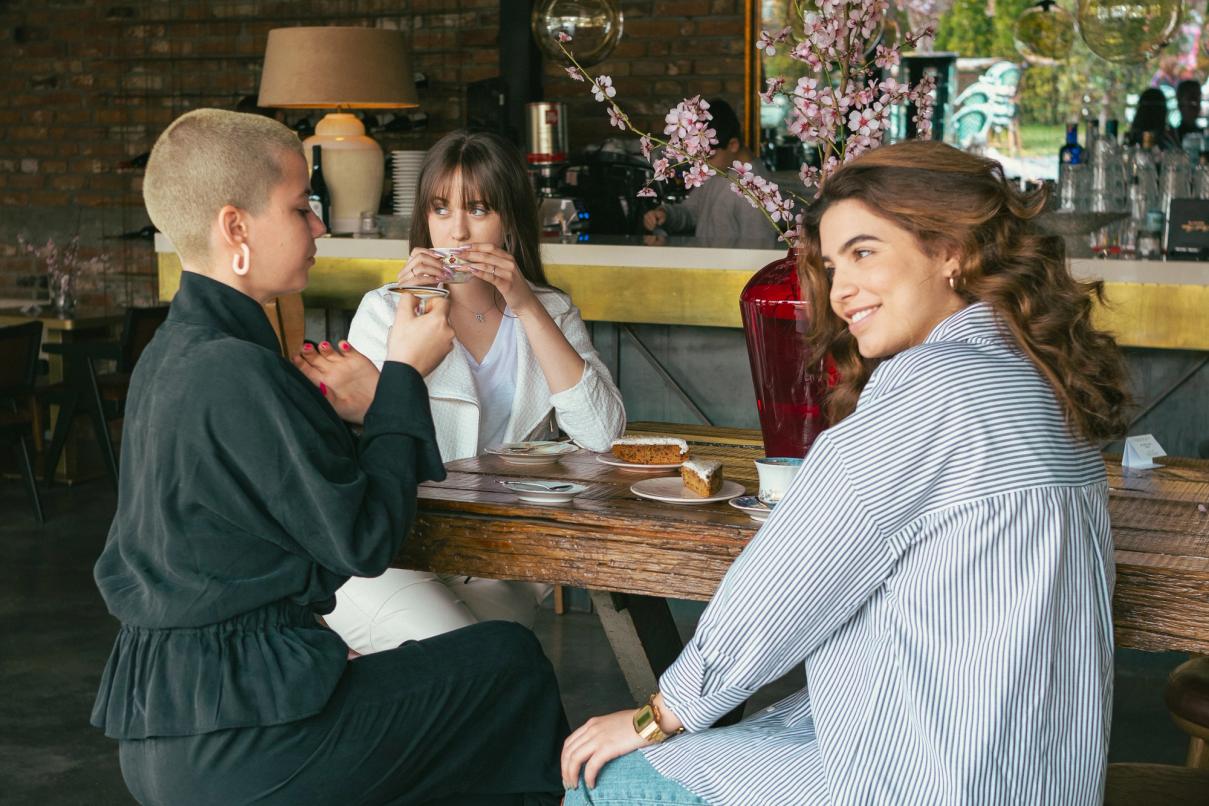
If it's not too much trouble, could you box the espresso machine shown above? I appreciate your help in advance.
[526,102,587,237]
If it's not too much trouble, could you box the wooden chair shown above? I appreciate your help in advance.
[264,293,305,358]
[0,322,46,524]
[40,305,169,487]
[1166,656,1209,769]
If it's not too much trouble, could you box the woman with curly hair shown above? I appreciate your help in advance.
[560,140,1130,806]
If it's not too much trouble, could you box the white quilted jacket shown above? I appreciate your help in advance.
[348,283,626,462]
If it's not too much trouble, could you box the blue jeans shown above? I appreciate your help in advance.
[564,751,708,805]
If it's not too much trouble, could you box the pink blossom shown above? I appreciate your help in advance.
[652,158,671,181]
[636,186,657,198]
[731,160,754,178]
[761,77,786,103]
[639,134,653,159]
[557,31,572,43]
[607,105,626,130]
[591,76,616,102]
[565,65,585,82]
[683,163,715,190]
[874,44,899,71]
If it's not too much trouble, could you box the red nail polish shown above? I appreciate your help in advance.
[302,342,313,353]
[339,341,350,351]
[319,382,327,396]
[319,341,331,350]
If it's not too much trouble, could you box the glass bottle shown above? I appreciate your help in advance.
[1090,120,1125,255]
[1058,122,1084,210]
[308,145,331,231]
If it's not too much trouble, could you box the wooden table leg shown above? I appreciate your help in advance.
[590,591,680,703]
[589,590,746,725]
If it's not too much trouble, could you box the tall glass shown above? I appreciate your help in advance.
[739,248,829,458]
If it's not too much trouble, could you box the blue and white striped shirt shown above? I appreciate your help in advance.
[644,303,1113,805]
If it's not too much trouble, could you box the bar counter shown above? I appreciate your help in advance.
[155,235,1209,351]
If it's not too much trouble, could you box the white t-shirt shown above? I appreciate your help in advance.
[459,309,517,453]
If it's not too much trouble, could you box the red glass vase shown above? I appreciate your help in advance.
[739,248,829,458]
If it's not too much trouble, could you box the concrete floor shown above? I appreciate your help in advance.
[0,479,1194,804]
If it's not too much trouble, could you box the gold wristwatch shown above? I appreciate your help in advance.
[632,693,681,744]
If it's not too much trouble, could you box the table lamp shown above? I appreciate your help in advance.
[258,27,418,234]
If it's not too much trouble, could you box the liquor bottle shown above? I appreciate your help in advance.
[1090,118,1124,254]
[1059,122,1083,165]
[1058,122,1084,210]
[308,145,330,230]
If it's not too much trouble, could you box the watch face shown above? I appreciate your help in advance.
[633,704,655,732]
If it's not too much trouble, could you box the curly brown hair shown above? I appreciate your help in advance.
[798,140,1131,443]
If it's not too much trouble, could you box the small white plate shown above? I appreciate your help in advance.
[729,495,773,522]
[596,452,685,471]
[499,479,587,504]
[484,442,578,465]
[630,477,745,505]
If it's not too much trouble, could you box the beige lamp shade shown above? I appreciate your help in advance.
[257,27,418,109]
[258,26,418,234]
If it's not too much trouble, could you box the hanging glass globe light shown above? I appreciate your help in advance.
[1014,0,1076,65]
[1076,0,1182,65]
[531,0,624,67]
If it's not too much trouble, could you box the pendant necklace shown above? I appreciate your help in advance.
[456,289,497,324]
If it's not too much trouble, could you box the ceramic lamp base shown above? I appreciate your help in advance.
[304,113,384,235]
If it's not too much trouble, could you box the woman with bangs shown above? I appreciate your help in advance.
[559,140,1131,806]
[315,130,625,653]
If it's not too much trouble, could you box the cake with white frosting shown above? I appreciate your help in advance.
[610,436,688,465]
[680,458,723,496]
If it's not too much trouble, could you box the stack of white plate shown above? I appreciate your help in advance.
[391,150,426,217]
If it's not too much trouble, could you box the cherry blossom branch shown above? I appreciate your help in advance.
[555,1,936,247]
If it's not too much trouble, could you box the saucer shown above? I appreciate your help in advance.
[484,442,578,465]
[630,477,744,504]
[596,452,684,471]
[729,495,773,522]
[499,479,586,504]
[387,284,449,299]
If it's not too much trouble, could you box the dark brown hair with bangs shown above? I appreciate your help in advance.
[409,130,548,286]
[799,140,1131,443]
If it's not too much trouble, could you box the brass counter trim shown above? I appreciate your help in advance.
[157,256,1209,351]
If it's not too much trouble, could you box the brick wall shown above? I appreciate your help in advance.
[0,1,745,309]
[546,0,747,149]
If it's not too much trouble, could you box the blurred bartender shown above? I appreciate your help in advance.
[642,98,779,246]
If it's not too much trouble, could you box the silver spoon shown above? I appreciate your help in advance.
[505,481,574,492]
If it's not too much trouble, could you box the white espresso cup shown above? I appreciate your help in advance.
[432,246,472,283]
[754,457,804,506]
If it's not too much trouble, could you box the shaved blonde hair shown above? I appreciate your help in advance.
[143,108,302,264]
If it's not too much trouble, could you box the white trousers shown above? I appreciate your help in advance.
[326,570,553,654]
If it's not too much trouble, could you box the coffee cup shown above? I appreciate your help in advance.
[431,247,472,283]
[754,457,804,506]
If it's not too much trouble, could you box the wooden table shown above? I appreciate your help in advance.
[399,424,1209,700]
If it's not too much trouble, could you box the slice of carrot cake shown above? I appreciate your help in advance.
[610,437,688,465]
[680,458,723,496]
